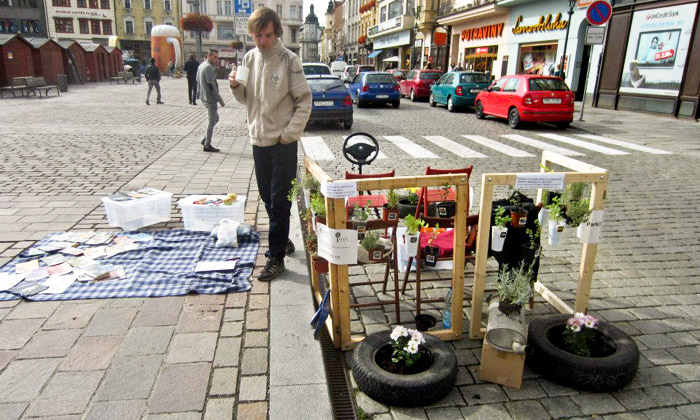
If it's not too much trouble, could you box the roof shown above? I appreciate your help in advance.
[105,46,114,53]
[81,43,107,52]
[0,33,33,48]
[23,38,55,48]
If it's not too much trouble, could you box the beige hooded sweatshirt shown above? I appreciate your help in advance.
[230,39,311,147]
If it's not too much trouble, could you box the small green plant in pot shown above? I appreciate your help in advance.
[423,223,442,267]
[383,189,400,222]
[497,261,534,315]
[310,192,326,226]
[546,196,566,246]
[360,230,384,262]
[509,195,529,229]
[436,183,455,218]
[397,187,420,219]
[403,215,426,257]
[491,206,511,252]
[351,200,373,239]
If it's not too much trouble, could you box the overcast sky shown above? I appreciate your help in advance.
[304,0,328,27]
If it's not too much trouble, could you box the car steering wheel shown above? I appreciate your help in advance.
[342,132,379,168]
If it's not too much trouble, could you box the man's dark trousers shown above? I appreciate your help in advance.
[187,77,197,103]
[253,141,298,259]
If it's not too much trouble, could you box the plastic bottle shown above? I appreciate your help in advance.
[442,288,453,329]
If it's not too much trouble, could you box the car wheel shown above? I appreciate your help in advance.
[343,120,353,129]
[429,93,436,107]
[475,101,485,119]
[509,107,521,129]
[392,100,400,108]
[447,97,456,112]
[555,122,570,130]
[410,89,416,102]
[356,91,364,108]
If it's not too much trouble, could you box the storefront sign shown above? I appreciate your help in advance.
[373,30,411,49]
[512,14,568,35]
[434,32,447,46]
[460,23,504,42]
[475,47,489,54]
[619,3,697,97]
[54,10,110,18]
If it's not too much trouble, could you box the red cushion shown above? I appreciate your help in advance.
[419,229,454,257]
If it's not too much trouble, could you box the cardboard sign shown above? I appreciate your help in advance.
[317,224,358,265]
[514,173,565,190]
[579,210,604,244]
[320,180,358,198]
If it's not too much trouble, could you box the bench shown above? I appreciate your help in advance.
[25,77,60,97]
[0,77,28,98]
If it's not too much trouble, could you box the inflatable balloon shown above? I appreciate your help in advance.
[151,25,182,71]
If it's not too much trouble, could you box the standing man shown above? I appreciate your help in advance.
[197,49,225,152]
[229,7,311,281]
[145,58,163,105]
[184,54,199,105]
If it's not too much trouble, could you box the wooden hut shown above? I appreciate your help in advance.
[26,38,65,85]
[59,41,86,84]
[104,46,123,78]
[0,34,34,87]
[83,43,110,82]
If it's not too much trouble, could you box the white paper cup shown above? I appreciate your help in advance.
[235,66,249,86]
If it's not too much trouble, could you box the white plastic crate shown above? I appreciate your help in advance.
[101,191,173,231]
[178,195,246,232]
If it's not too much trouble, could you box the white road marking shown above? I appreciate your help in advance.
[576,134,672,155]
[500,134,585,157]
[383,136,439,158]
[536,133,628,155]
[423,136,488,158]
[300,136,335,160]
[461,135,535,157]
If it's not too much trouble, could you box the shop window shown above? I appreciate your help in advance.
[79,19,89,33]
[103,20,112,35]
[463,45,498,74]
[387,1,402,19]
[217,24,234,40]
[503,78,519,92]
[88,0,97,8]
[52,0,71,6]
[224,1,231,15]
[54,18,73,33]
[22,20,40,33]
[77,0,86,6]
[145,20,153,35]
[100,0,109,8]
[0,19,16,33]
[91,19,101,34]
[518,43,557,75]
[125,20,134,34]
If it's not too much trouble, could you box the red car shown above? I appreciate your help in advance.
[474,75,574,129]
[399,69,444,102]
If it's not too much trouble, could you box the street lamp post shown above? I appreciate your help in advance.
[186,0,204,60]
[558,0,576,80]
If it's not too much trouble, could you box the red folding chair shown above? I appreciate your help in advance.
[414,165,473,218]
[345,169,395,219]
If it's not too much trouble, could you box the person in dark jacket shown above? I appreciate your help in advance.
[145,58,163,105]
[184,54,200,105]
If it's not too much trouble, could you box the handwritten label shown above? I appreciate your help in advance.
[317,224,358,265]
[515,173,565,190]
[580,210,603,244]
[320,180,358,198]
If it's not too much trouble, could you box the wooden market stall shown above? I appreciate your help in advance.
[83,43,110,82]
[26,38,65,85]
[59,41,86,84]
[0,34,34,87]
[105,46,123,78]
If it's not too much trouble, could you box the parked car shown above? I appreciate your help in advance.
[399,69,444,101]
[302,63,332,75]
[389,69,408,82]
[330,61,348,78]
[474,75,574,129]
[306,75,353,129]
[343,65,357,82]
[348,71,400,108]
[356,65,375,74]
[429,71,491,112]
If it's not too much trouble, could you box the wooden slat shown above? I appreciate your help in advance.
[331,196,352,349]
[326,195,342,348]
[481,172,607,185]
[304,157,333,183]
[449,182,468,340]
[352,174,469,191]
[575,180,607,313]
[534,281,573,314]
[542,151,608,174]
[470,176,494,339]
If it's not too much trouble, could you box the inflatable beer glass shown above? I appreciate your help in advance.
[151,25,183,71]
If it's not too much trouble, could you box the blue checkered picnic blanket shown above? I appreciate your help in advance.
[0,230,258,301]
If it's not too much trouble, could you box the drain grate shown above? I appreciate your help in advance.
[319,327,357,420]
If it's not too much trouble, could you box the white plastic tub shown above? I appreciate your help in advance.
[102,190,173,231]
[178,195,246,232]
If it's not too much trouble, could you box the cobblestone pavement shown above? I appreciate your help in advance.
[1,78,699,420]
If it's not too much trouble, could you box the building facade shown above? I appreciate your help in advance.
[116,0,180,62]
[344,0,359,63]
[0,0,48,38]
[367,0,415,68]
[44,0,117,44]
[300,3,320,62]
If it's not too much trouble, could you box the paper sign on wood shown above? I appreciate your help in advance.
[515,173,565,190]
[317,224,358,265]
[580,210,604,244]
[320,180,358,198]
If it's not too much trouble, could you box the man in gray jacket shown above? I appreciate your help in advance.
[197,49,225,152]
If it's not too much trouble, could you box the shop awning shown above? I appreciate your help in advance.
[367,50,383,58]
[382,56,400,62]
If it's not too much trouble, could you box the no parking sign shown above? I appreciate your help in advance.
[586,0,612,26]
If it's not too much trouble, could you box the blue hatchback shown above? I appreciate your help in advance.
[306,75,353,129]
[430,71,491,112]
[348,72,401,108]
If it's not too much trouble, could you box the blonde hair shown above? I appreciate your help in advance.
[248,7,283,37]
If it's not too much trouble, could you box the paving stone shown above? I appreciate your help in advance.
[248,294,269,309]
[26,370,103,417]
[459,383,509,405]
[214,337,242,367]
[18,328,82,358]
[166,332,218,363]
[667,346,700,363]
[0,318,44,349]
[100,297,145,308]
[425,407,463,420]
[246,309,269,330]
[677,403,700,419]
[133,296,184,327]
[83,307,137,336]
[0,358,60,402]
[120,326,174,355]
[612,388,658,410]
[237,402,268,420]
[83,400,146,420]
[673,381,700,403]
[0,402,27,420]
[571,393,626,415]
[244,330,268,348]
[643,407,690,420]
[95,355,163,400]
[176,303,224,333]
[502,379,547,400]
[42,302,101,330]
[148,362,211,413]
[5,301,60,319]
[391,406,430,420]
[224,308,245,322]
[142,413,201,420]
[603,413,649,420]
[238,375,267,401]
[643,384,690,407]
[664,364,700,381]
[220,321,243,337]
[202,398,234,420]
[629,365,682,388]
[241,347,268,375]
[59,336,123,371]
[0,351,15,371]
[225,292,247,308]
[503,400,551,420]
[638,334,680,349]
[539,396,583,418]
[537,378,579,397]
[210,367,238,396]
[642,349,680,366]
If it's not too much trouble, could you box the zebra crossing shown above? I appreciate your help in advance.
[300,133,672,161]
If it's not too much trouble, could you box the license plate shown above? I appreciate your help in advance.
[376,95,389,99]
[314,101,334,107]
[543,98,562,104]
[469,88,481,93]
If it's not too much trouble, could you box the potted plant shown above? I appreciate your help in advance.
[435,183,455,218]
[546,196,566,246]
[566,198,592,239]
[509,195,528,228]
[382,189,400,222]
[520,220,541,283]
[397,187,420,219]
[359,230,384,263]
[496,261,534,315]
[491,205,510,252]
[310,192,326,228]
[306,230,328,274]
[527,313,639,392]
[403,215,426,257]
[350,200,373,239]
[351,326,457,407]
[423,223,442,267]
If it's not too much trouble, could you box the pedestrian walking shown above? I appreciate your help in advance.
[229,6,311,281]
[197,49,225,152]
[184,54,199,105]
[145,58,163,105]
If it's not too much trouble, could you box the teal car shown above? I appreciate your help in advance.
[429,71,491,112]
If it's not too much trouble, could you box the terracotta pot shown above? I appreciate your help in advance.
[382,205,399,222]
[510,208,528,228]
[312,255,329,273]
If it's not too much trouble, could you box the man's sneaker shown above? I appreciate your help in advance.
[265,239,295,258]
[157,101,164,104]
[203,145,220,152]
[146,100,150,105]
[258,257,284,281]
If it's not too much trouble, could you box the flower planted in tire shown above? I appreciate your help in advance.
[563,312,599,357]
[390,326,426,367]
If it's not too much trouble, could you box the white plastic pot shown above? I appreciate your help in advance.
[404,233,419,257]
[538,208,549,227]
[303,189,311,210]
[548,219,565,246]
[491,226,507,252]
[577,224,584,240]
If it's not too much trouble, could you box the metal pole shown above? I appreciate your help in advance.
[187,0,203,60]
[579,46,593,121]
[559,1,575,81]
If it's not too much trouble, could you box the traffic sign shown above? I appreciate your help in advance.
[586,1,612,26]
[585,26,606,44]
[234,0,252,15]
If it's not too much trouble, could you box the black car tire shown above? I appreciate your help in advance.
[475,101,485,119]
[392,101,400,108]
[447,97,456,112]
[509,107,521,129]
[556,122,570,130]
[410,89,416,102]
[429,93,436,107]
[343,120,353,129]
